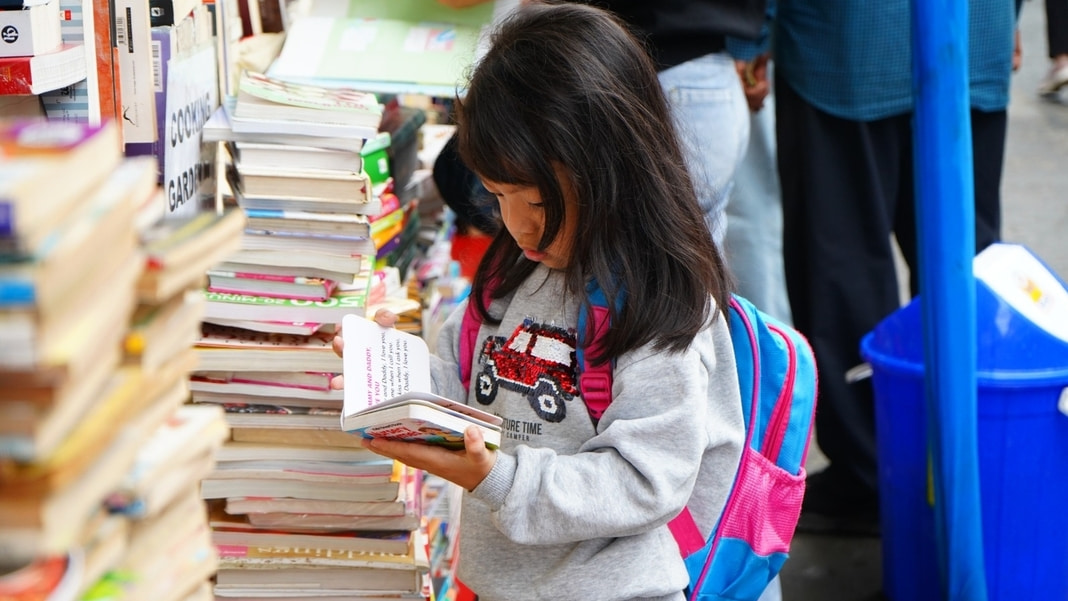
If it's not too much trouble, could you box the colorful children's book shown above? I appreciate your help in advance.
[340,313,502,449]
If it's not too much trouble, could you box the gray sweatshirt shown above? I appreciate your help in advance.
[429,266,744,601]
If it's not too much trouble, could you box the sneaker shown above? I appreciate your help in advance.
[1038,63,1068,97]
[797,468,881,537]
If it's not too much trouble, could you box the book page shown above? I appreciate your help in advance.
[342,313,432,414]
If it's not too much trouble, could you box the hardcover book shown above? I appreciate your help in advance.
[341,313,502,449]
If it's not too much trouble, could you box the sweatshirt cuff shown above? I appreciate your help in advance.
[470,450,516,510]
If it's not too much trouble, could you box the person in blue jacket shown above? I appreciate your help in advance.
[759,0,1017,535]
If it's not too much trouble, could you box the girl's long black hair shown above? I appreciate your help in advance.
[457,1,732,365]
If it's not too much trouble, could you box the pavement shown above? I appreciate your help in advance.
[777,2,1068,600]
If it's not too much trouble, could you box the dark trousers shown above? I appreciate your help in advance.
[774,77,1004,494]
[1048,0,1068,57]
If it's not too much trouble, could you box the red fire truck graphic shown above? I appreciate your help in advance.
[474,319,579,422]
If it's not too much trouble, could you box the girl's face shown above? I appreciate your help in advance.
[481,170,577,271]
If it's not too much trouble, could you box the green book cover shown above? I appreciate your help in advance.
[267,0,517,96]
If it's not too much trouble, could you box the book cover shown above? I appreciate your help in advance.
[0,0,62,58]
[104,403,229,514]
[215,441,377,463]
[125,6,216,215]
[0,156,153,315]
[194,322,342,373]
[200,472,402,502]
[123,289,205,370]
[199,317,325,336]
[140,208,245,269]
[229,425,368,449]
[213,258,366,287]
[0,43,87,95]
[114,0,158,145]
[202,285,369,324]
[220,402,342,429]
[213,529,413,557]
[238,228,375,261]
[136,207,247,303]
[202,97,366,152]
[267,15,488,96]
[190,373,343,402]
[340,313,502,448]
[148,0,199,27]
[0,118,122,254]
[236,70,382,121]
[37,0,104,125]
[234,142,364,172]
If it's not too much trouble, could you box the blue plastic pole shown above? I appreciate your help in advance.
[910,0,987,599]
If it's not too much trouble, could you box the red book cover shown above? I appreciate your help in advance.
[0,43,86,95]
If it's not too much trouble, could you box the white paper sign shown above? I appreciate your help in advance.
[162,45,218,219]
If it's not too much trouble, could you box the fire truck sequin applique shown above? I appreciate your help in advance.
[474,318,579,422]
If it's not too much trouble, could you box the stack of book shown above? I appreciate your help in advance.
[201,70,389,335]
[0,0,87,96]
[189,334,431,599]
[0,117,222,600]
[204,456,429,599]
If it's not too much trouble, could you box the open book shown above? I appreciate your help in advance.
[340,314,502,449]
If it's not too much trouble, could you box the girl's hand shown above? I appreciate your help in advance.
[362,425,497,491]
[330,309,402,391]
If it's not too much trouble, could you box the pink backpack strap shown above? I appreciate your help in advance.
[668,508,706,557]
[459,281,496,389]
[578,304,613,420]
[459,300,483,390]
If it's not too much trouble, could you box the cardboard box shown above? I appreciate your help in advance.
[0,0,62,58]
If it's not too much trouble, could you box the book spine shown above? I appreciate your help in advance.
[0,57,35,95]
[147,0,178,27]
[39,0,93,123]
[115,0,157,146]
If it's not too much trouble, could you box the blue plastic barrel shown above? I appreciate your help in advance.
[861,246,1068,601]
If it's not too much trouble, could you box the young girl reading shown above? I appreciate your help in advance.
[334,3,745,599]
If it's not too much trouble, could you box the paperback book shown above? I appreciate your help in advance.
[341,314,502,449]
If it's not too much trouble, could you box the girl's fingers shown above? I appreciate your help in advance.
[374,309,399,327]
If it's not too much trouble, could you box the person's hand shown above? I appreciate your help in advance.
[329,309,402,391]
[735,54,771,112]
[1012,28,1022,72]
[362,425,497,491]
